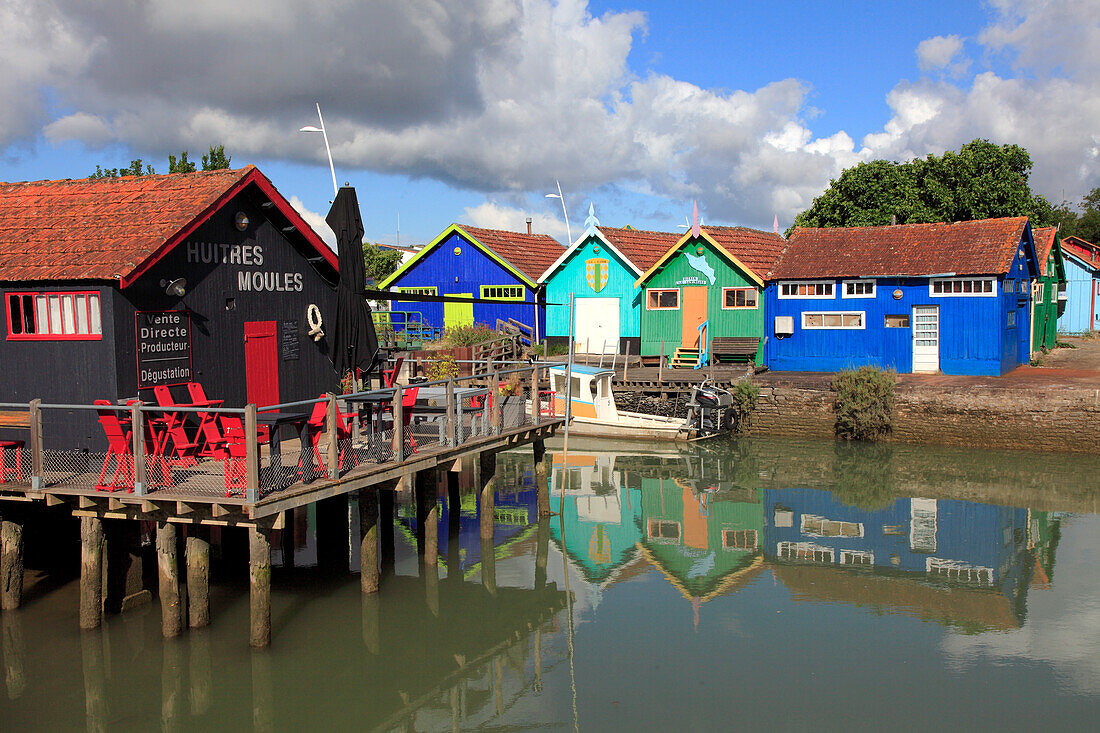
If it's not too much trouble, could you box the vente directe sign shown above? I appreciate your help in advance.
[136,311,193,388]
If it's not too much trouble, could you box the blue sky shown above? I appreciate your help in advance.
[1,1,1097,249]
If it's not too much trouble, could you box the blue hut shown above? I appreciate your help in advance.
[538,206,678,354]
[1057,235,1099,334]
[379,223,564,339]
[765,217,1039,376]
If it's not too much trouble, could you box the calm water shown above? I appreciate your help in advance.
[1,436,1099,731]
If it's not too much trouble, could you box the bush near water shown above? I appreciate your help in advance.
[831,366,896,442]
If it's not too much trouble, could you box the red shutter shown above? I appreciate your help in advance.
[244,321,280,408]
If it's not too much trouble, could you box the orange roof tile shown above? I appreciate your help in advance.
[1032,226,1057,275]
[459,225,565,281]
[703,225,787,279]
[597,226,681,271]
[775,217,1028,279]
[0,166,336,284]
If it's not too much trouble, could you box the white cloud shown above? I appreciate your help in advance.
[916,35,965,72]
[288,195,336,249]
[463,201,570,243]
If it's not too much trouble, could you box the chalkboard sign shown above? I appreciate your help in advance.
[136,311,193,388]
[281,320,300,361]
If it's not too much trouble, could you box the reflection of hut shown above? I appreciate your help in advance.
[639,476,764,625]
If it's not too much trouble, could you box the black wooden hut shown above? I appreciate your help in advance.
[0,166,339,447]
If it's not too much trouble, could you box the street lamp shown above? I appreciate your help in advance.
[545,180,572,245]
[299,102,339,199]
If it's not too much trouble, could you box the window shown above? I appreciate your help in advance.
[648,519,681,542]
[646,289,679,310]
[480,285,525,300]
[723,529,758,550]
[842,279,876,298]
[395,286,437,296]
[840,550,874,566]
[722,287,757,309]
[801,514,864,538]
[7,292,102,340]
[801,311,864,329]
[1032,282,1043,304]
[779,281,835,299]
[929,277,995,297]
[1004,280,1015,294]
[777,542,833,563]
[1007,309,1016,328]
[884,314,910,328]
[926,558,994,586]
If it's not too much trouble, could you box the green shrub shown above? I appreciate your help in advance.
[1055,340,1077,348]
[443,322,495,347]
[831,366,896,442]
[424,353,459,381]
[731,380,760,434]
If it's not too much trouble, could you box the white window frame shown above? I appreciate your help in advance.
[800,514,865,538]
[395,286,438,296]
[926,558,994,586]
[721,287,758,310]
[778,280,835,299]
[6,291,103,341]
[842,279,876,299]
[1032,282,1043,304]
[840,550,874,566]
[722,529,758,550]
[645,288,680,311]
[1007,309,1016,328]
[929,277,996,297]
[777,541,834,564]
[801,311,866,330]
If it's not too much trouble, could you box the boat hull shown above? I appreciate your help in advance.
[566,412,688,441]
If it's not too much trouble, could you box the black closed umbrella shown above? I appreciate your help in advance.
[328,186,380,383]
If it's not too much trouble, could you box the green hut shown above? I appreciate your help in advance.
[634,224,785,367]
[1030,226,1067,353]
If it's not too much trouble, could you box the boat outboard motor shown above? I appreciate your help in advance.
[683,380,736,437]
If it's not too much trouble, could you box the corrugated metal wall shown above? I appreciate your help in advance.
[1058,254,1097,334]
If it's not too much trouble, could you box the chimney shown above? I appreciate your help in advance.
[526,217,532,235]
[891,214,897,226]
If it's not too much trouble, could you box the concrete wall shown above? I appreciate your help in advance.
[747,381,1100,453]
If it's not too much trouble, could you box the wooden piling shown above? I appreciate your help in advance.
[447,472,461,582]
[1,509,25,610]
[416,471,439,567]
[185,533,211,628]
[358,488,379,593]
[380,489,395,578]
[535,516,549,590]
[533,439,550,517]
[2,609,26,700]
[479,451,496,541]
[189,628,213,715]
[361,593,380,654]
[79,623,107,729]
[157,521,182,638]
[249,526,272,649]
[480,533,497,596]
[79,516,104,630]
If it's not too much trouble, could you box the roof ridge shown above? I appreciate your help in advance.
[0,165,252,188]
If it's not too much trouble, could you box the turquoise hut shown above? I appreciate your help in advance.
[538,206,678,355]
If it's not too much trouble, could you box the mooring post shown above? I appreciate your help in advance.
[659,340,665,383]
[624,341,631,382]
[325,393,340,479]
[1,507,25,610]
[489,373,500,435]
[186,531,211,628]
[249,525,272,649]
[28,399,43,491]
[79,516,104,630]
[445,378,457,447]
[529,365,539,425]
[392,385,404,460]
[358,488,379,593]
[157,521,182,638]
[479,451,496,540]
[533,439,550,517]
[131,402,147,495]
[245,404,260,503]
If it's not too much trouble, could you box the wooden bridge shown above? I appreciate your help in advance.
[0,364,563,647]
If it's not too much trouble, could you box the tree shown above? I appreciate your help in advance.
[168,151,196,174]
[362,242,402,286]
[1046,185,1100,244]
[202,144,231,170]
[89,159,155,178]
[793,139,1056,230]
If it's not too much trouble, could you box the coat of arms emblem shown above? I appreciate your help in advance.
[585,258,609,292]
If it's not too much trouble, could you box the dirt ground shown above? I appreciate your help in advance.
[1034,334,1100,371]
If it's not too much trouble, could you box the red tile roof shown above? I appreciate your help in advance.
[459,225,565,281]
[0,166,336,284]
[774,217,1029,279]
[703,226,788,279]
[1032,226,1056,275]
[597,226,681,271]
[1062,236,1100,269]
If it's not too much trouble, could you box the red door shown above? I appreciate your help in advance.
[244,321,280,408]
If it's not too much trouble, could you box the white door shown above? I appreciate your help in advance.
[575,297,619,354]
[912,305,939,373]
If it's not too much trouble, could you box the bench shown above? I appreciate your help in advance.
[711,337,760,363]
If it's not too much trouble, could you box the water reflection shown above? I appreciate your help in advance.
[1,435,1098,729]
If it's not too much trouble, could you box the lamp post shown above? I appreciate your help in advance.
[299,102,339,199]
[545,180,572,245]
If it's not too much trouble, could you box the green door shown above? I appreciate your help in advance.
[445,293,474,329]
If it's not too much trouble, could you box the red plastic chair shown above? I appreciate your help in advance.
[219,414,272,497]
[152,386,200,468]
[382,356,404,388]
[0,440,25,483]
[379,386,420,456]
[94,400,134,491]
[186,382,227,458]
[303,397,359,478]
